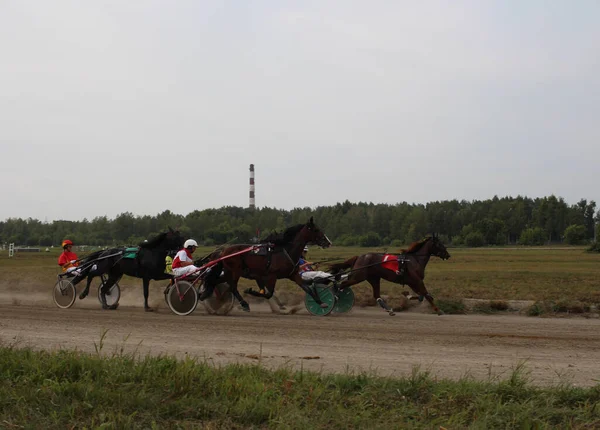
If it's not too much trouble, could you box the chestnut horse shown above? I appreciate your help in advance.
[202,217,332,312]
[327,234,450,316]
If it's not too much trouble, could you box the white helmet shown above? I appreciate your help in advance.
[184,239,198,248]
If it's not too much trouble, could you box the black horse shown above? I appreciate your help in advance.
[73,228,184,311]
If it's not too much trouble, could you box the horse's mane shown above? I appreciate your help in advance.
[139,231,169,249]
[400,237,431,254]
[260,223,305,246]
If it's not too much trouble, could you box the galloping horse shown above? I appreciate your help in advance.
[327,234,450,315]
[74,228,184,311]
[202,217,332,312]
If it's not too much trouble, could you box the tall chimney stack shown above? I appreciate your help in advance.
[249,164,255,209]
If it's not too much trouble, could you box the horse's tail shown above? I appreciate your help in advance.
[328,256,359,274]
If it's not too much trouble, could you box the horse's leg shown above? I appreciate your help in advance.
[367,277,395,316]
[259,279,286,310]
[409,278,443,315]
[77,273,94,300]
[226,270,250,312]
[143,278,154,312]
[99,275,120,310]
[199,263,223,301]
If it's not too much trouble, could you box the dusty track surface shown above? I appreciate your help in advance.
[1,297,600,387]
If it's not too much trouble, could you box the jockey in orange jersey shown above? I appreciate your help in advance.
[58,239,81,275]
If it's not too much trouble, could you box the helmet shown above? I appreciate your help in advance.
[62,239,73,248]
[184,239,198,249]
[303,246,309,252]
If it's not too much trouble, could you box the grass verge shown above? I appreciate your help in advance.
[1,345,600,429]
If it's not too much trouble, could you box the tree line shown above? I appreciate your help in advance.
[1,195,598,248]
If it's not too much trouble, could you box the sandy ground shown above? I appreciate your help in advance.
[1,283,600,387]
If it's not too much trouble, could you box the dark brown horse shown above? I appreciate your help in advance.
[327,234,450,316]
[202,217,332,312]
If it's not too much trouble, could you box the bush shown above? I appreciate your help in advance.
[465,231,485,247]
[587,242,600,253]
[358,231,381,247]
[390,239,404,248]
[527,301,549,316]
[519,228,546,246]
[436,298,466,314]
[564,224,586,245]
[337,234,359,246]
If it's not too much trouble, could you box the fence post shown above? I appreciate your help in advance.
[8,243,15,258]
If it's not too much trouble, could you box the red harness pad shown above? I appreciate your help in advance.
[381,254,399,272]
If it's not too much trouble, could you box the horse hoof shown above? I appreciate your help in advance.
[388,311,396,316]
[109,304,119,310]
[79,293,87,300]
[319,303,329,309]
[145,307,154,312]
[240,302,250,312]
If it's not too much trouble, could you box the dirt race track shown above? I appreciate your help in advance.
[1,291,600,387]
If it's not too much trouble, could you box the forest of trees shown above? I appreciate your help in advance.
[1,195,599,248]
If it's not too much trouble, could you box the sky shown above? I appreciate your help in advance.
[1,0,598,221]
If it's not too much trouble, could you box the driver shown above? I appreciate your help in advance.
[172,239,201,278]
[299,246,335,283]
[58,239,82,276]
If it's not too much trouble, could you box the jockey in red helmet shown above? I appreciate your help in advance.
[58,239,80,275]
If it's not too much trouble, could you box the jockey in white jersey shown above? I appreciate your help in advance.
[171,239,200,278]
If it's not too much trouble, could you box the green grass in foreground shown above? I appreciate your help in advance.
[1,345,600,429]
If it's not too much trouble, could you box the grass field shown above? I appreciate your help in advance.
[1,344,599,429]
[2,245,600,312]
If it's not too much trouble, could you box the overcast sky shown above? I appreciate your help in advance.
[1,1,598,222]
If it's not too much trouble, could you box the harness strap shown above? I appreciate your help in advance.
[282,248,299,276]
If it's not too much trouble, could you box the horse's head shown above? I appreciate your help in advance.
[302,217,332,248]
[430,233,450,260]
[165,227,185,250]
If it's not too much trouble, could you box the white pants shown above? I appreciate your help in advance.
[301,271,334,281]
[65,267,82,277]
[173,265,200,278]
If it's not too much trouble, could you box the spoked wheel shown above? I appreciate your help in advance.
[97,281,121,308]
[304,284,335,316]
[202,283,235,315]
[332,287,355,314]
[166,281,198,316]
[53,279,76,309]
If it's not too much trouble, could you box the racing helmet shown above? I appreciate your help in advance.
[303,246,309,252]
[62,239,73,248]
[184,239,198,249]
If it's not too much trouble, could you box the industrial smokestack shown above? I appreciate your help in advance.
[249,164,255,209]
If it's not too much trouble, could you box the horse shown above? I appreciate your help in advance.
[72,228,184,311]
[327,234,450,316]
[201,217,332,312]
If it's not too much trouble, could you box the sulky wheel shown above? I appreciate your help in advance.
[97,281,121,308]
[166,281,198,316]
[53,279,76,309]
[202,282,235,315]
[304,284,335,316]
[332,287,355,314]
